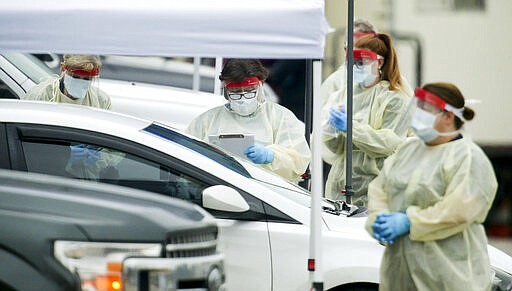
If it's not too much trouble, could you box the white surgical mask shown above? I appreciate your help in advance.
[63,74,92,99]
[230,98,259,116]
[411,108,458,143]
[353,64,377,87]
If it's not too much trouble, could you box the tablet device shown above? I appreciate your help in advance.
[208,133,255,157]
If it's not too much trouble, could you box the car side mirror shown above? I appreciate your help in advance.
[202,185,249,213]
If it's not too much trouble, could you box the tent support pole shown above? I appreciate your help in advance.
[309,59,324,291]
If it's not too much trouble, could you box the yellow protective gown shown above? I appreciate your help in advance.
[187,101,311,182]
[365,136,497,291]
[322,80,410,205]
[24,77,112,109]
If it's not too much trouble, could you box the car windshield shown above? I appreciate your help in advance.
[142,123,319,207]
[2,53,54,84]
[253,174,312,207]
[142,123,251,177]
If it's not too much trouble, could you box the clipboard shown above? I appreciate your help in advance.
[208,133,255,157]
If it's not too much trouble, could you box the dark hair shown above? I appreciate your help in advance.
[354,33,401,91]
[422,82,475,129]
[219,59,269,83]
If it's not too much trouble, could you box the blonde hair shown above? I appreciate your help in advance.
[62,54,101,71]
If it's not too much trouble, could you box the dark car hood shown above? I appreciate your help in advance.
[0,170,215,241]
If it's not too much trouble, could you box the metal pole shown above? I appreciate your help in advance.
[308,59,324,291]
[193,56,200,92]
[299,60,313,190]
[344,0,354,204]
[214,57,223,95]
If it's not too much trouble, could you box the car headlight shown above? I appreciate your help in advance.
[492,266,512,291]
[54,241,162,291]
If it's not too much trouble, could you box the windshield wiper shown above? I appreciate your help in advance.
[323,199,363,217]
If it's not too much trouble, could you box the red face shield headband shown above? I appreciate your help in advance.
[224,77,261,88]
[353,49,383,60]
[353,32,378,39]
[65,67,100,77]
[414,88,463,118]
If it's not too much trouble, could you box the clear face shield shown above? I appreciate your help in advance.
[352,50,383,87]
[408,87,463,142]
[62,67,100,99]
[224,77,263,116]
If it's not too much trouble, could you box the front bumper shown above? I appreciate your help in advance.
[123,253,225,291]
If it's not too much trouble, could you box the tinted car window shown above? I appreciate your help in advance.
[21,141,208,206]
[0,78,18,99]
[12,123,268,221]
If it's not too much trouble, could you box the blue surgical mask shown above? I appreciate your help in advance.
[411,108,458,142]
[63,74,92,99]
[353,64,377,87]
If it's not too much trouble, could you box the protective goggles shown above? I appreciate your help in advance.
[353,50,383,68]
[224,77,261,100]
[65,66,100,80]
[414,88,463,118]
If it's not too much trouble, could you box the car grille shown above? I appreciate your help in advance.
[165,226,218,258]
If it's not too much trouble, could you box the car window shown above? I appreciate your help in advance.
[0,78,17,99]
[2,53,53,84]
[21,141,208,206]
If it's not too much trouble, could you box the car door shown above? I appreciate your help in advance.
[4,122,273,290]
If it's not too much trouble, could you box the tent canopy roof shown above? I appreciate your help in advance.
[1,0,330,59]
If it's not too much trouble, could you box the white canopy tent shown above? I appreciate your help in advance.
[0,0,332,289]
[0,0,330,59]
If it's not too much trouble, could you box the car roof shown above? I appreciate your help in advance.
[0,99,151,132]
[0,99,251,179]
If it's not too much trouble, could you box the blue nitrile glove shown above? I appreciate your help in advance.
[372,212,410,244]
[70,144,100,166]
[244,143,274,164]
[329,107,347,132]
[372,212,393,243]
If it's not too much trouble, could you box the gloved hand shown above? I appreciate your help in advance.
[244,143,274,164]
[372,212,393,243]
[372,212,410,244]
[70,144,100,166]
[329,107,347,132]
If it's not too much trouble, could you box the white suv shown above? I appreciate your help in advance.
[2,100,511,291]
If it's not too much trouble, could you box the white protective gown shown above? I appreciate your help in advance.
[24,77,112,109]
[187,101,311,182]
[321,80,410,206]
[365,136,498,291]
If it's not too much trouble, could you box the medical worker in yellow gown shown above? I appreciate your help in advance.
[187,59,310,183]
[322,33,411,206]
[366,83,498,290]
